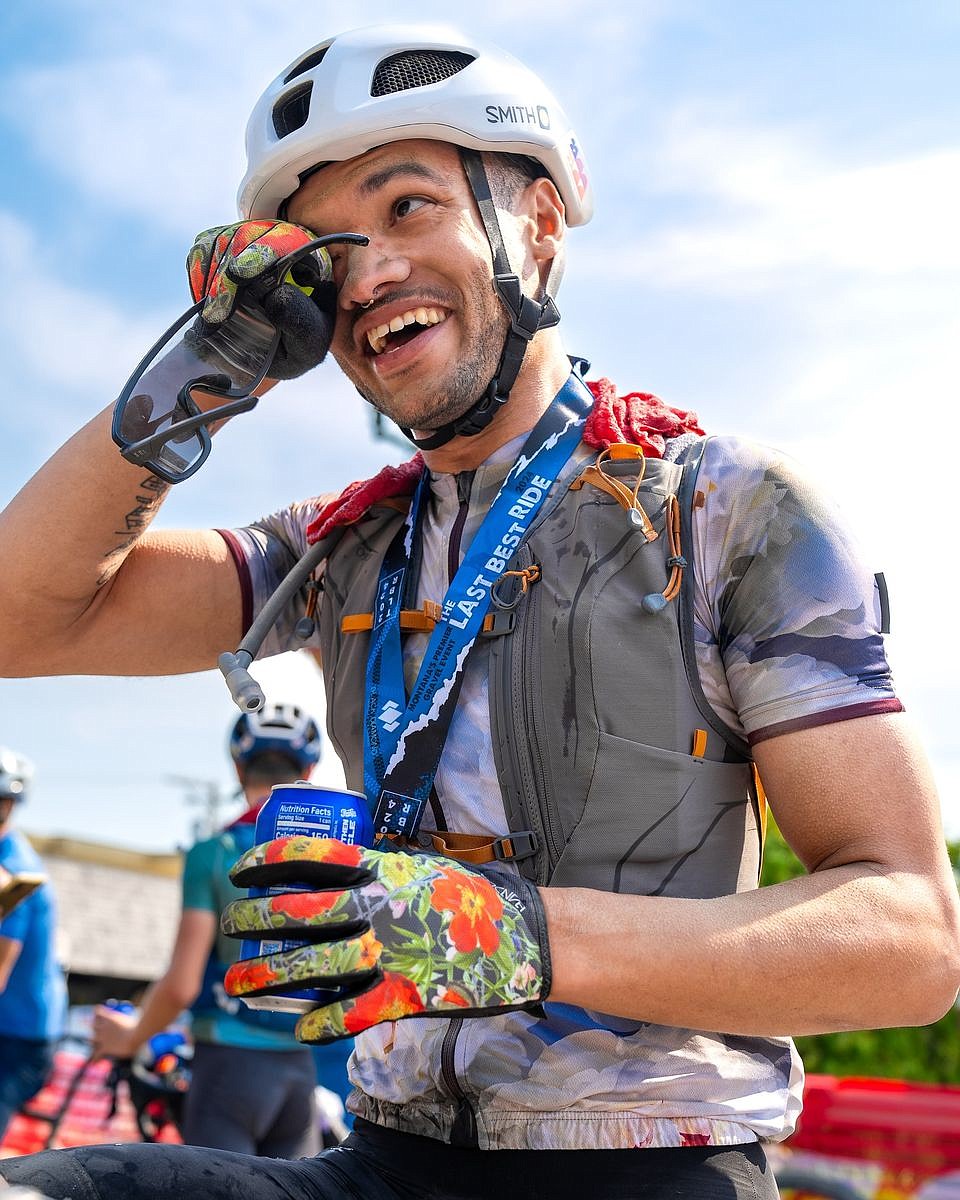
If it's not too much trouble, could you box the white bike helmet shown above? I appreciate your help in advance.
[229,704,322,773]
[238,24,593,449]
[239,23,593,226]
[0,746,34,802]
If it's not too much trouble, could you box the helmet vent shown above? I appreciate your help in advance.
[371,50,474,97]
[273,82,313,139]
[283,45,329,84]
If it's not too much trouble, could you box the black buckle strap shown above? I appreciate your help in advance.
[493,830,539,861]
[480,608,517,638]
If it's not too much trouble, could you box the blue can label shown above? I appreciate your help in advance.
[238,782,371,1013]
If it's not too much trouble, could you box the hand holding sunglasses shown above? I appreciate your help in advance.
[112,221,367,484]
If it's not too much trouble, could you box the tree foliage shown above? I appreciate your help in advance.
[759,819,960,1082]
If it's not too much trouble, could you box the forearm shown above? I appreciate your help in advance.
[542,864,960,1036]
[0,936,21,991]
[0,406,168,666]
[127,974,197,1050]
[0,404,242,676]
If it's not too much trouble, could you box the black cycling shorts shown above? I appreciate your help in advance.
[0,1117,779,1199]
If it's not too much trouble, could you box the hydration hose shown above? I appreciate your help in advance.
[218,527,346,712]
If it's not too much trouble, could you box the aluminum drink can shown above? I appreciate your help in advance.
[238,780,372,1013]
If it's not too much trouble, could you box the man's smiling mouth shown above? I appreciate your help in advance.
[366,307,447,355]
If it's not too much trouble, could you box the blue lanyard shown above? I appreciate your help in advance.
[363,372,593,839]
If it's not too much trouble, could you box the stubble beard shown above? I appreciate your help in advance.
[345,274,508,433]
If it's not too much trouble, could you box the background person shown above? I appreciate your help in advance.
[0,748,67,1142]
[91,704,344,1157]
[1,21,959,1200]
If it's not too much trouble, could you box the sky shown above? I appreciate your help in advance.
[1,0,958,851]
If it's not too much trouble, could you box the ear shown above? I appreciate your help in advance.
[527,176,565,266]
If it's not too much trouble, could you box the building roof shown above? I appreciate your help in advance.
[26,834,182,983]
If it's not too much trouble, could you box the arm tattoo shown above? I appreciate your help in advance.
[96,473,170,588]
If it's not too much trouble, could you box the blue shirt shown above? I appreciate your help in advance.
[0,830,67,1041]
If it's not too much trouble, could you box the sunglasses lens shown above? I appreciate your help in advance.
[116,387,206,478]
[192,306,279,386]
[113,304,279,480]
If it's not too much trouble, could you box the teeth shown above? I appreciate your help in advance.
[367,307,446,354]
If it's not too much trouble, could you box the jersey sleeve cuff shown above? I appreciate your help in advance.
[215,528,254,637]
[747,697,904,747]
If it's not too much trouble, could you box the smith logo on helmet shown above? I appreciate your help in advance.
[485,103,551,130]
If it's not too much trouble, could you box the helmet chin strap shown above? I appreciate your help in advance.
[400,148,560,451]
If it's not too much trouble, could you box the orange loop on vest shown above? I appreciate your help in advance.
[498,565,541,593]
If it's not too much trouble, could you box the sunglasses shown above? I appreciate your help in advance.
[111,232,367,484]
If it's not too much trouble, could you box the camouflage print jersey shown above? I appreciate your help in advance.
[218,431,900,1151]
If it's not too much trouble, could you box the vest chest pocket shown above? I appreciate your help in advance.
[550,730,759,897]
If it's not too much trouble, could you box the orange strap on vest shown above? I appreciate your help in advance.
[421,829,538,865]
[341,571,541,637]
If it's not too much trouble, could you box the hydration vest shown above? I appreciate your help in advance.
[316,438,765,899]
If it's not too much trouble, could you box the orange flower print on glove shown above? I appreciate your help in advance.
[220,840,551,1044]
[343,973,425,1034]
[227,959,280,994]
[430,867,503,955]
[186,221,327,326]
[264,836,364,870]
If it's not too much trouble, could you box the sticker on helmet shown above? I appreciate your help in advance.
[568,136,588,200]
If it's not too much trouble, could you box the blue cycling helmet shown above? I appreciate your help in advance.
[229,704,322,773]
[0,746,34,802]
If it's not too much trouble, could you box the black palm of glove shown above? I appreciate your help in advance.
[186,220,338,380]
[220,838,552,1044]
[258,277,338,380]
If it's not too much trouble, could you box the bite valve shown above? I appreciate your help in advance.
[640,592,669,615]
[218,651,265,713]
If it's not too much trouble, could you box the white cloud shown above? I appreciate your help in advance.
[5,56,244,235]
[598,108,960,289]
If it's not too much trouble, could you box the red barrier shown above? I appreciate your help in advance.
[784,1075,960,1199]
[0,1047,178,1158]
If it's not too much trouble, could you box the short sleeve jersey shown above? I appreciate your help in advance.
[214,429,901,1147]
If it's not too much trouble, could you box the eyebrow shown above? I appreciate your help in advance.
[357,161,448,197]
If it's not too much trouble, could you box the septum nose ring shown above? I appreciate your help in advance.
[360,285,382,310]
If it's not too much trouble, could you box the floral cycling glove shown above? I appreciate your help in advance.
[186,219,338,379]
[220,837,551,1044]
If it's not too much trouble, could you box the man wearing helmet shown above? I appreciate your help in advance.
[2,22,959,1200]
[90,706,340,1158]
[0,749,68,1142]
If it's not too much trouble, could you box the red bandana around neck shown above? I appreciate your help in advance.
[304,379,704,545]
